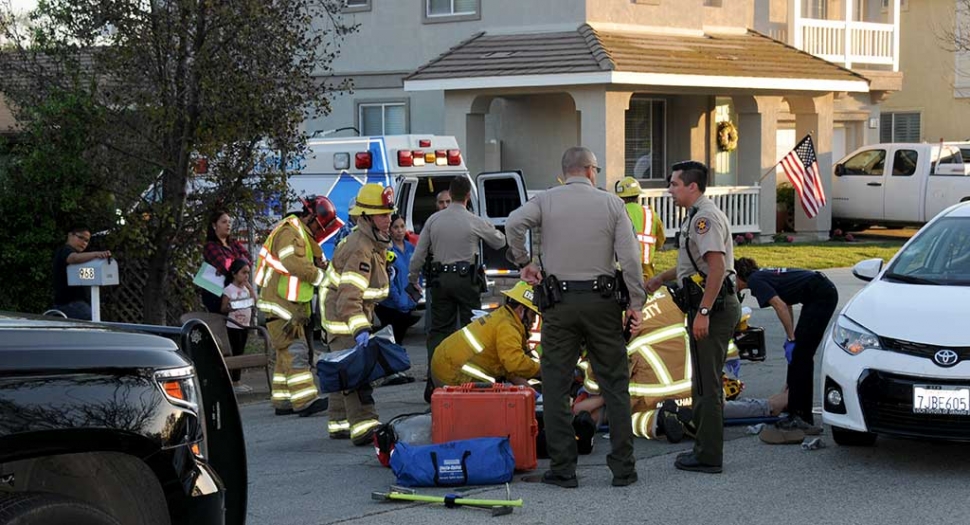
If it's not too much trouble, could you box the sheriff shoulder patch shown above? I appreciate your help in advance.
[359,262,371,273]
[694,217,710,235]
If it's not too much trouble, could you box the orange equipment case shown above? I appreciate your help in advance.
[431,383,538,471]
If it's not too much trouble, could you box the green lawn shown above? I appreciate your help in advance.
[654,240,906,270]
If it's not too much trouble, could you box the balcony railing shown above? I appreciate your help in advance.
[761,0,900,72]
[641,186,761,238]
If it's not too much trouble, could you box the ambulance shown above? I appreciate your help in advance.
[288,134,528,305]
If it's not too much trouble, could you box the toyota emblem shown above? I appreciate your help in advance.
[933,349,959,367]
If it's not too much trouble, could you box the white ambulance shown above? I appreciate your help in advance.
[288,135,527,297]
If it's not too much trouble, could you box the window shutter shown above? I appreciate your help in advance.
[360,105,383,135]
[384,104,407,134]
[879,114,893,143]
[894,113,920,142]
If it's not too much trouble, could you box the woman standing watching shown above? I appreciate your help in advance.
[375,214,420,344]
[202,209,252,313]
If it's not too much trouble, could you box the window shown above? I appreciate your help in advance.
[891,150,918,176]
[881,0,909,12]
[425,0,480,22]
[841,149,887,176]
[343,0,370,12]
[625,97,666,180]
[803,0,827,19]
[358,102,407,135]
[880,112,921,142]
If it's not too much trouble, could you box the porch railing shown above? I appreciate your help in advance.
[641,186,761,238]
[784,0,900,72]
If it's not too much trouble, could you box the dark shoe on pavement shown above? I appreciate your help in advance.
[351,426,379,446]
[383,372,415,386]
[674,453,722,474]
[611,472,638,487]
[573,411,596,455]
[424,378,435,404]
[775,415,823,435]
[329,430,350,440]
[274,408,295,416]
[541,470,579,489]
[297,398,329,418]
[660,399,685,444]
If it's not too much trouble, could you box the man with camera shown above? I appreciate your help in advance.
[506,146,645,489]
[646,160,741,474]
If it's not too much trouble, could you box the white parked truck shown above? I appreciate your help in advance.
[832,142,970,230]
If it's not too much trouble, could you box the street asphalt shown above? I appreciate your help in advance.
[239,267,970,525]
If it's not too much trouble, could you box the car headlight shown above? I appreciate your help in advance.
[832,315,881,356]
[155,365,199,412]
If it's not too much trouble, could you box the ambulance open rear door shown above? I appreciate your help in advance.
[476,171,527,279]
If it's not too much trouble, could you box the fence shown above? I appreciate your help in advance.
[641,186,761,238]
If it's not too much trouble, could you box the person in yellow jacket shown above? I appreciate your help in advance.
[430,281,541,387]
[255,196,338,417]
[320,184,393,446]
[575,288,742,442]
[614,176,666,279]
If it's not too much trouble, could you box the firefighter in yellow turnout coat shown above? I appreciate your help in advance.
[255,197,337,416]
[321,184,393,446]
[614,177,666,279]
[579,288,740,440]
[430,282,540,386]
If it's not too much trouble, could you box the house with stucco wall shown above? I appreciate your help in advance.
[311,0,904,239]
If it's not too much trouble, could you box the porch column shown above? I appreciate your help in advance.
[569,87,632,189]
[735,96,783,242]
[786,94,835,241]
[443,92,492,178]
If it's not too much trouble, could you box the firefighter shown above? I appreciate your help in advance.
[255,195,339,417]
[614,176,666,279]
[430,281,541,387]
[320,183,393,446]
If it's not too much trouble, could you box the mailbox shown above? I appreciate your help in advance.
[67,258,119,321]
[67,258,119,287]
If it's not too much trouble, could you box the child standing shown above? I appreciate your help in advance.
[221,259,256,394]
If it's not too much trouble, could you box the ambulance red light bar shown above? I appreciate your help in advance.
[447,149,462,166]
[397,150,413,167]
[355,152,372,169]
[418,139,432,148]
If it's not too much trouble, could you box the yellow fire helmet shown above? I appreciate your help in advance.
[613,176,642,198]
[385,250,397,264]
[349,184,395,216]
[500,281,539,314]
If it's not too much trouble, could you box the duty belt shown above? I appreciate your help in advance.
[558,280,601,292]
[434,261,473,274]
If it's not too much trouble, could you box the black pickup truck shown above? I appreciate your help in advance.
[0,314,246,525]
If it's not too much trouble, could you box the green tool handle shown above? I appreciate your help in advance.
[388,493,523,508]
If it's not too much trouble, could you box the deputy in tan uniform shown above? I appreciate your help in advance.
[646,160,741,474]
[321,184,393,446]
[408,176,506,400]
[506,146,645,489]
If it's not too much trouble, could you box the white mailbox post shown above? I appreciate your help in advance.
[66,259,119,322]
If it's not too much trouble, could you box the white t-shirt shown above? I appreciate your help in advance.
[224,283,253,328]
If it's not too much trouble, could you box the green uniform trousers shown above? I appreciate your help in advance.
[541,290,635,478]
[687,294,741,465]
[426,272,480,363]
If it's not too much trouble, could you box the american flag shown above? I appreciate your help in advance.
[779,134,827,218]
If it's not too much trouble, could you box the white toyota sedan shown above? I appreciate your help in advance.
[821,201,970,446]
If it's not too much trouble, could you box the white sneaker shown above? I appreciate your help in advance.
[233,384,254,394]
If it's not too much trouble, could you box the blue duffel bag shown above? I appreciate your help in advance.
[390,437,515,487]
[317,336,411,393]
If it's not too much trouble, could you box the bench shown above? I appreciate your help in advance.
[180,312,272,389]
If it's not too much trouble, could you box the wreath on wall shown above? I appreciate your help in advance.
[717,121,739,152]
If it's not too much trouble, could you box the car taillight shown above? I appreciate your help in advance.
[447,149,462,166]
[397,150,413,167]
[355,152,372,169]
[155,366,199,412]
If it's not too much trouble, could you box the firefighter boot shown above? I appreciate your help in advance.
[660,399,686,444]
[297,397,329,418]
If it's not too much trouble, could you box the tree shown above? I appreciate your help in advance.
[0,0,356,323]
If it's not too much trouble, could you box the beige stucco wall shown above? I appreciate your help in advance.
[584,0,753,30]
[879,0,970,142]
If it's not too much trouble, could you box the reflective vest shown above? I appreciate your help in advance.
[320,227,389,336]
[625,202,657,266]
[254,217,321,304]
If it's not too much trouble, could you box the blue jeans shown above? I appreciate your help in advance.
[55,301,92,321]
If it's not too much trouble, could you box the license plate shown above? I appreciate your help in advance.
[913,385,970,415]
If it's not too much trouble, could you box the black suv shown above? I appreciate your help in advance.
[0,314,246,525]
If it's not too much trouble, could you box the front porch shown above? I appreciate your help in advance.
[405,24,875,240]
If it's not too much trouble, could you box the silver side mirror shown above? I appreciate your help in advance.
[852,258,884,282]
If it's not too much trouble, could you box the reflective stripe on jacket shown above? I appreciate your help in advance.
[430,305,539,386]
[624,202,666,279]
[255,216,325,321]
[320,225,389,336]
